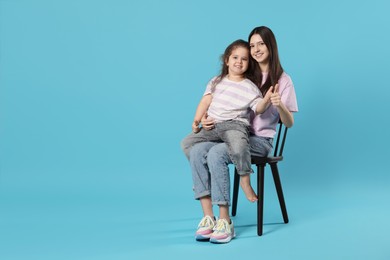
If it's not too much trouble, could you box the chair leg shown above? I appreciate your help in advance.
[231,168,240,216]
[257,164,265,236]
[270,163,289,223]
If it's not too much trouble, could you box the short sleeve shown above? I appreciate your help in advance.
[203,77,218,96]
[279,73,298,112]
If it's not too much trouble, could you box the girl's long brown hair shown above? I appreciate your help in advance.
[248,26,284,96]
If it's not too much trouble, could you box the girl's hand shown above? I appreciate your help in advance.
[263,85,275,103]
[270,84,281,107]
[192,120,201,133]
[201,113,215,130]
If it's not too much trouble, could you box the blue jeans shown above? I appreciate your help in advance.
[188,135,273,206]
[181,120,252,175]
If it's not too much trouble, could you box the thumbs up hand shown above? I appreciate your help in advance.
[270,84,282,107]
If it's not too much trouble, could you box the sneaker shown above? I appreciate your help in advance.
[209,219,235,244]
[195,215,216,241]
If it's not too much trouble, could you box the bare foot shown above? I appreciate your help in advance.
[240,175,258,202]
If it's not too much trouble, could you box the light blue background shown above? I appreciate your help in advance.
[1,0,390,259]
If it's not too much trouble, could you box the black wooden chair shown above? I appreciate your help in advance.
[231,121,289,236]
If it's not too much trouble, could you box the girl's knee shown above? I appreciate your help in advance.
[207,144,230,162]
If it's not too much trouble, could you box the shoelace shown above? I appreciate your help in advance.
[213,219,230,233]
[198,216,214,228]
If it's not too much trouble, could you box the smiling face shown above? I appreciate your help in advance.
[249,34,269,65]
[225,46,249,78]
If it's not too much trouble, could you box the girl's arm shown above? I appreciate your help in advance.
[255,84,294,127]
[255,86,274,114]
[192,94,212,133]
[270,88,294,127]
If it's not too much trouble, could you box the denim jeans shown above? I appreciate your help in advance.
[188,135,273,206]
[181,120,252,175]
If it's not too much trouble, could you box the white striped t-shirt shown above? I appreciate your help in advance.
[203,76,262,125]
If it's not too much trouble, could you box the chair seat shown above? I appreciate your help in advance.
[251,156,283,164]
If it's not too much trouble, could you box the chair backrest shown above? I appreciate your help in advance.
[272,121,288,158]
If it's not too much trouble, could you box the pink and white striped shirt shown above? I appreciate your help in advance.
[203,76,261,125]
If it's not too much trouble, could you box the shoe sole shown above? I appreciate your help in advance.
[209,232,235,244]
[209,236,232,243]
[195,234,212,241]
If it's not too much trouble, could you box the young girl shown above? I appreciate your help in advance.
[181,39,274,204]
